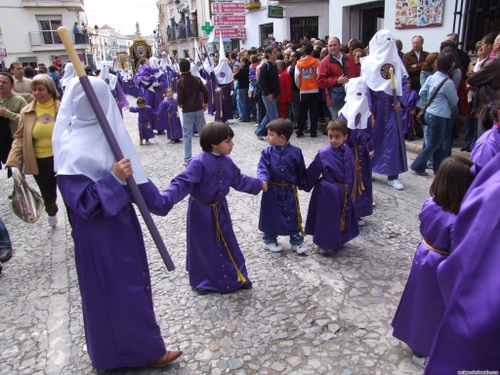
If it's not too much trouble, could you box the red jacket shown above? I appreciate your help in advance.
[278,70,293,103]
[318,53,358,106]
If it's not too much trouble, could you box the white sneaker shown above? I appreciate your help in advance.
[387,179,404,190]
[412,355,428,369]
[358,218,365,227]
[48,215,58,228]
[291,243,308,254]
[264,242,284,253]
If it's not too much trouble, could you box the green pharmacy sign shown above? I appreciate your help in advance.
[268,5,283,19]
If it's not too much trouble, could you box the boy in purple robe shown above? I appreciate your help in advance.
[339,77,374,225]
[470,97,500,170]
[391,156,474,369]
[162,122,264,295]
[402,81,419,140]
[301,119,359,251]
[52,77,182,371]
[156,87,183,143]
[130,97,155,145]
[425,152,500,373]
[257,119,307,254]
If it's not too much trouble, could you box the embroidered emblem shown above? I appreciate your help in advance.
[380,63,394,80]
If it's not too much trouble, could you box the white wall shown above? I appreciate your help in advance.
[329,0,457,53]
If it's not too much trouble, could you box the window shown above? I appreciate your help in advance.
[18,56,38,68]
[36,15,62,44]
[260,23,273,47]
[290,17,318,44]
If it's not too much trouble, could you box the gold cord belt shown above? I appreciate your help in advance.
[351,145,365,202]
[423,239,450,256]
[271,181,306,236]
[335,182,348,231]
[192,196,246,283]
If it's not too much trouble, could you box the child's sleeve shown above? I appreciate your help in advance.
[301,153,322,192]
[162,160,203,208]
[295,149,307,187]
[129,106,138,113]
[230,162,263,195]
[257,148,271,181]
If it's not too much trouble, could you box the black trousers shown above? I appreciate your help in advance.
[33,156,58,216]
[297,92,319,136]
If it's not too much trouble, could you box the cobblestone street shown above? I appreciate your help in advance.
[0,100,437,375]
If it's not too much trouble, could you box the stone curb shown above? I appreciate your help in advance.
[405,140,471,159]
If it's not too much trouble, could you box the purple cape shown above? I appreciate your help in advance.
[301,143,359,250]
[163,152,262,293]
[425,151,500,372]
[368,77,408,177]
[57,174,170,371]
[257,143,306,235]
[470,125,500,170]
[392,197,455,356]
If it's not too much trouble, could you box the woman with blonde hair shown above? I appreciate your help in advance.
[6,74,61,227]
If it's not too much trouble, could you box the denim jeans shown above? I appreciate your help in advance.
[442,106,458,158]
[290,91,300,126]
[263,232,303,246]
[255,95,278,136]
[182,110,206,162]
[410,112,446,174]
[0,217,11,248]
[328,103,344,120]
[238,88,250,121]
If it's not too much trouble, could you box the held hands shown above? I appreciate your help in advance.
[262,180,269,192]
[112,158,133,181]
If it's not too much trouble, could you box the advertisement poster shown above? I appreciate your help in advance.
[395,0,443,29]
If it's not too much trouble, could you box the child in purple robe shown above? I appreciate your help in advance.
[470,97,500,170]
[391,156,474,369]
[257,119,307,254]
[163,122,265,295]
[130,97,155,145]
[301,119,359,251]
[52,77,182,370]
[156,87,183,143]
[402,81,419,140]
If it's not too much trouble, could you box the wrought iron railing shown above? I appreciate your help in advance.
[29,30,89,46]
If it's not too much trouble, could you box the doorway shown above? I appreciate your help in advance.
[290,17,319,44]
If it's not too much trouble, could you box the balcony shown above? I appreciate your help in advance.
[29,30,90,52]
[22,0,84,10]
[166,24,198,42]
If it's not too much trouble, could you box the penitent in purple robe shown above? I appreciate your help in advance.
[470,123,500,171]
[343,115,374,218]
[367,77,408,177]
[163,152,262,293]
[156,98,183,141]
[392,197,454,356]
[425,151,500,373]
[206,74,217,115]
[111,83,129,117]
[130,105,155,141]
[257,143,306,235]
[214,84,234,122]
[301,143,359,251]
[57,174,169,371]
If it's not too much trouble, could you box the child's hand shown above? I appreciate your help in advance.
[262,180,268,192]
[369,151,375,159]
[112,158,133,181]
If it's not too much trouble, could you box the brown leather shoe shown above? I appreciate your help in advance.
[149,350,183,368]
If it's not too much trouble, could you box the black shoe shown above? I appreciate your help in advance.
[323,131,328,135]
[296,132,304,138]
[0,246,12,263]
[310,133,317,138]
[192,287,211,295]
[241,281,253,290]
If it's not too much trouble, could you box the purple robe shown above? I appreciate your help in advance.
[156,98,183,140]
[368,77,408,176]
[57,174,169,371]
[214,84,233,122]
[111,83,129,117]
[470,124,500,170]
[130,105,155,141]
[301,143,359,251]
[392,197,454,356]
[163,152,262,293]
[205,74,217,115]
[402,89,419,134]
[257,143,306,235]
[425,151,500,373]
[343,115,374,218]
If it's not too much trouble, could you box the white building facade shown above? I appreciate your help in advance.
[0,0,89,69]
